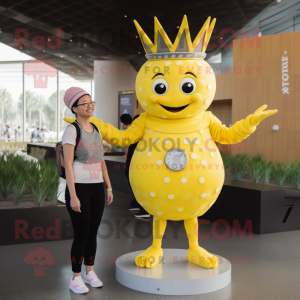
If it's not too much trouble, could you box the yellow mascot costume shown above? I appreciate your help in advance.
[65,15,277,269]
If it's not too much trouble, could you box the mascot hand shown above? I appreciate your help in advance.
[63,117,76,124]
[249,104,278,127]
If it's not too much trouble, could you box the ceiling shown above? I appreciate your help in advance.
[0,0,274,80]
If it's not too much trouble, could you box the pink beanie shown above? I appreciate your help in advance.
[64,87,90,110]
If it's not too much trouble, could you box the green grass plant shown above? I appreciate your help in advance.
[228,153,249,180]
[271,162,290,187]
[0,152,17,199]
[261,161,273,184]
[27,160,49,207]
[0,151,62,206]
[247,160,263,183]
[13,171,29,205]
[287,161,300,189]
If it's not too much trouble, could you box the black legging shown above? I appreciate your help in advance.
[65,182,105,273]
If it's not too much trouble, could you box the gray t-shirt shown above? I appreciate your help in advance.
[62,122,105,183]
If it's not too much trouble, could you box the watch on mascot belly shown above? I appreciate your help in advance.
[164,148,188,171]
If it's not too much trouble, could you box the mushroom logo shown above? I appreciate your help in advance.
[24,246,55,277]
[83,157,104,179]
[24,56,57,88]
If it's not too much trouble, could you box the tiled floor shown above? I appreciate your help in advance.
[1,190,300,300]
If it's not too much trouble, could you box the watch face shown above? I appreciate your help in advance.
[164,148,188,171]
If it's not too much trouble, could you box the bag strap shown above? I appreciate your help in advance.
[72,121,81,159]
[90,122,99,133]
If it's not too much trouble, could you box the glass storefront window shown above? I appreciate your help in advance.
[0,64,23,142]
[0,59,93,143]
[24,58,57,143]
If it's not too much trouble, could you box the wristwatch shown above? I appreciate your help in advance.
[107,188,112,192]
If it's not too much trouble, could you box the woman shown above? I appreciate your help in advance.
[62,87,113,294]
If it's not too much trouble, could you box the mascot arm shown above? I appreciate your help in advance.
[63,112,147,146]
[209,104,277,145]
[209,113,256,145]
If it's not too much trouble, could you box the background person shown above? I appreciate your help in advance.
[17,126,22,141]
[120,114,132,163]
[38,128,44,142]
[5,125,10,141]
[43,128,49,142]
[125,114,150,219]
[30,127,39,141]
[62,87,113,294]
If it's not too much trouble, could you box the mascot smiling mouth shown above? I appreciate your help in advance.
[160,103,189,113]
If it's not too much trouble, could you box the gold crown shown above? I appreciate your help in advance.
[134,15,216,60]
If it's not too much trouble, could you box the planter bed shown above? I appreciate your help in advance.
[0,195,73,246]
[202,179,300,234]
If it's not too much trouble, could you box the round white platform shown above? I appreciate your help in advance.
[116,249,231,295]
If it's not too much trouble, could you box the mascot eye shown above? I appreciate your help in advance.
[180,77,196,95]
[152,78,168,95]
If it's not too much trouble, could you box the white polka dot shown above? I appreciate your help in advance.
[205,99,209,105]
[137,151,141,156]
[210,152,214,157]
[142,101,147,106]
[177,208,183,212]
[209,201,214,207]
[200,129,204,134]
[154,138,160,143]
[199,177,205,183]
[215,187,219,193]
[183,138,189,145]
[147,62,152,66]
[201,160,207,166]
[208,84,212,90]
[165,61,171,66]
[150,192,155,197]
[164,177,170,183]
[191,153,197,159]
[168,194,174,200]
[156,160,163,166]
[200,204,206,210]
[139,87,142,92]
[149,130,153,133]
[193,211,199,216]
[201,193,206,198]
[157,212,162,215]
[196,61,202,66]
[161,115,166,118]
[193,138,199,144]
[181,177,187,184]
[147,151,152,157]
[140,202,144,207]
[175,61,182,65]
[164,138,170,144]
[185,115,190,118]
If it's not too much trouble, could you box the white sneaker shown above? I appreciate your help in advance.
[69,276,89,294]
[84,271,103,288]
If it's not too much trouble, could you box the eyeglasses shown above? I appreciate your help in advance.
[75,101,95,108]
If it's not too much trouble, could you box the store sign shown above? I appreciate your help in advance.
[282,51,289,95]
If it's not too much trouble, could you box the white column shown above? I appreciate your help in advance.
[57,71,60,142]
[22,63,26,142]
[93,60,137,127]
